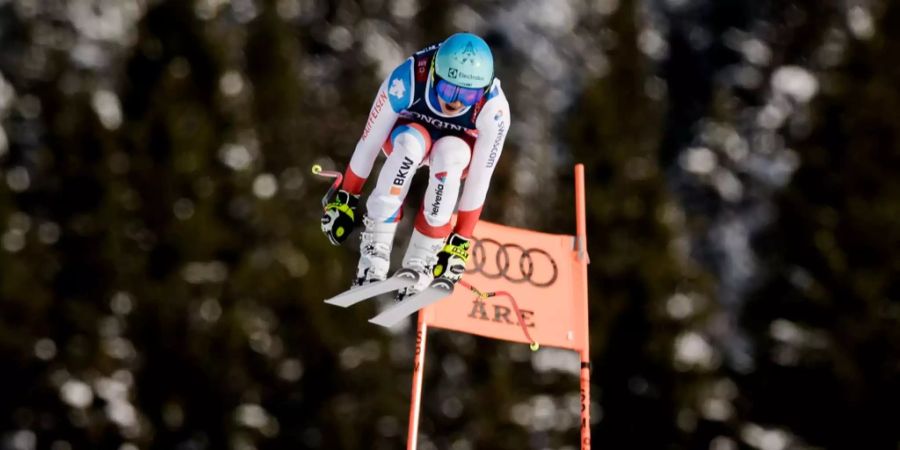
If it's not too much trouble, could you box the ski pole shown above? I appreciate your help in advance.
[310,164,343,209]
[457,280,540,352]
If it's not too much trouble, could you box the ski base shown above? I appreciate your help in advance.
[368,279,455,328]
[324,268,420,308]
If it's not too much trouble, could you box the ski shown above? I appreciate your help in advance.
[324,268,420,308]
[368,278,455,328]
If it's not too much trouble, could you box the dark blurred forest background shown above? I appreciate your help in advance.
[1,0,899,449]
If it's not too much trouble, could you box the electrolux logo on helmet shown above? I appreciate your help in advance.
[447,67,486,83]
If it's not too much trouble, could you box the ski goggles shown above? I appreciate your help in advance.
[433,75,486,107]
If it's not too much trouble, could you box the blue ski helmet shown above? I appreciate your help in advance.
[434,33,494,89]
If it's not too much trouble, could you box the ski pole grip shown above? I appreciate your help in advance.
[311,165,344,209]
[311,164,343,180]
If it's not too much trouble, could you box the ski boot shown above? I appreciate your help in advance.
[395,230,445,302]
[353,216,398,287]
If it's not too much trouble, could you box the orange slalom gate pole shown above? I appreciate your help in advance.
[580,352,591,449]
[575,164,591,449]
[407,312,428,450]
[575,164,588,262]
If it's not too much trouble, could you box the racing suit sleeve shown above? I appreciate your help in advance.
[342,58,415,194]
[455,81,511,238]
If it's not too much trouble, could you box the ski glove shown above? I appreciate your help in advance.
[432,233,470,283]
[321,190,359,245]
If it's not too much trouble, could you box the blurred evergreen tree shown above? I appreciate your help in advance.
[740,2,900,448]
[1,0,899,449]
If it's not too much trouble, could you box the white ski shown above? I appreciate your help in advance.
[324,268,420,308]
[368,278,455,328]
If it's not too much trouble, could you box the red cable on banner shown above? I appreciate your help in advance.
[457,280,540,351]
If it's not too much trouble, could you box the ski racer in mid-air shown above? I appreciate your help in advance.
[321,32,511,302]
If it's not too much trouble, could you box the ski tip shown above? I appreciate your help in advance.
[323,287,366,307]
[368,315,399,328]
[324,298,351,307]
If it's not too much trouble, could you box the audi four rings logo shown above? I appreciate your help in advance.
[466,238,559,287]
